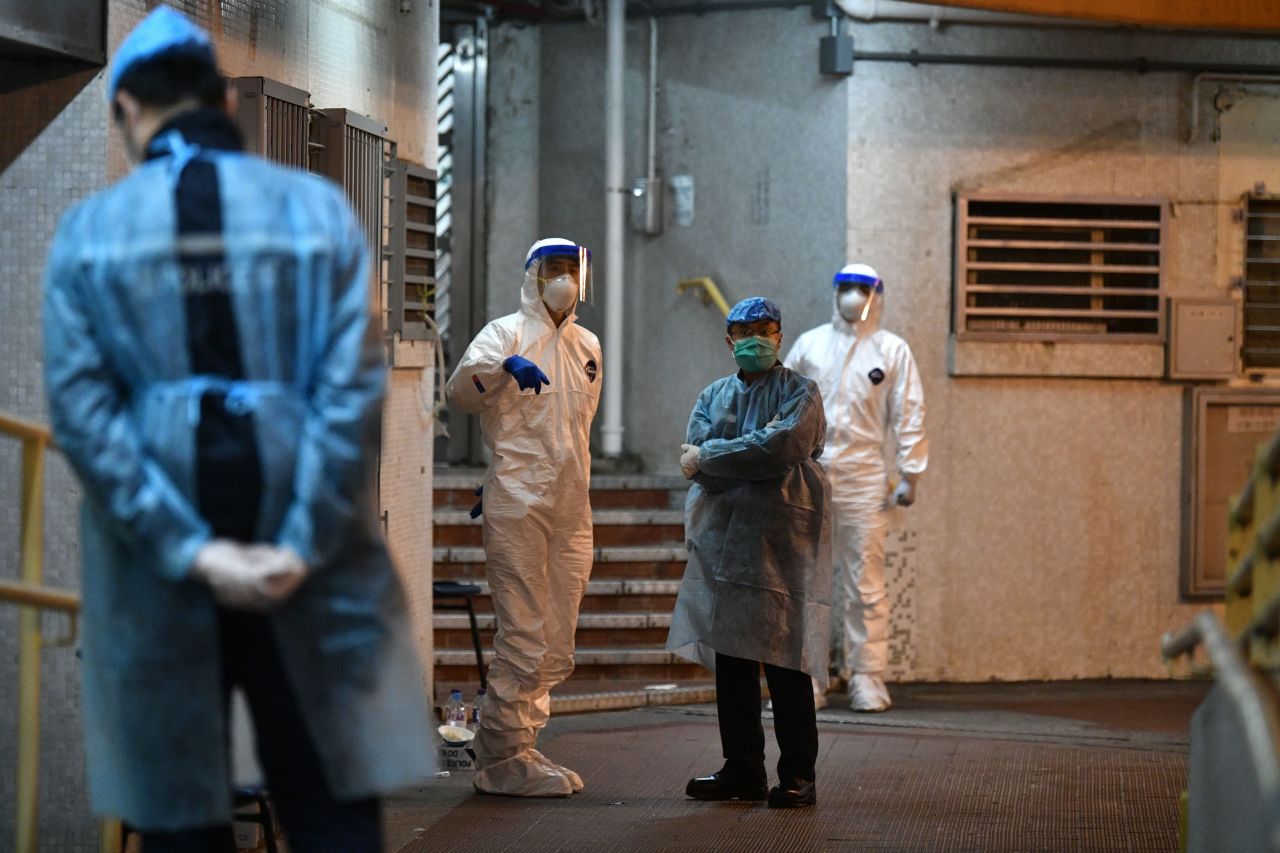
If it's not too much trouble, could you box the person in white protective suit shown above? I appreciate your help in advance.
[444,238,602,797]
[783,263,927,712]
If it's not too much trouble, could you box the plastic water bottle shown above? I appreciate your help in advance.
[445,689,467,728]
[470,688,486,729]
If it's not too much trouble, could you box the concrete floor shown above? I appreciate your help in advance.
[383,679,1205,852]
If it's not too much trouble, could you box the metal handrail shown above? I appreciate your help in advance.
[1163,612,1280,848]
[0,410,52,443]
[0,411,119,853]
[677,276,731,318]
[0,579,79,613]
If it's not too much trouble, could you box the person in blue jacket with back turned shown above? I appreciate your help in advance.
[42,8,432,848]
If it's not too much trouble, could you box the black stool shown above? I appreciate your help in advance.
[433,580,488,690]
[120,788,277,851]
[232,786,279,853]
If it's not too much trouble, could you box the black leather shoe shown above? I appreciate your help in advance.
[767,779,816,808]
[685,771,768,801]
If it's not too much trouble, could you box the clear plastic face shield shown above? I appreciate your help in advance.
[524,244,593,312]
[833,269,883,323]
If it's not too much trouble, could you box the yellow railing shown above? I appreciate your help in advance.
[677,277,731,318]
[0,410,119,853]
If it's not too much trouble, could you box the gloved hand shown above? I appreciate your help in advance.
[190,540,310,611]
[503,355,551,394]
[680,443,701,479]
[470,485,483,519]
[889,478,916,508]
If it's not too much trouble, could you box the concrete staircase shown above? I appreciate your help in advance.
[432,469,715,712]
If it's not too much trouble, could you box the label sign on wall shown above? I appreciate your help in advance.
[1227,406,1280,434]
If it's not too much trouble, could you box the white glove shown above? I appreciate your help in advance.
[190,540,310,611]
[680,443,701,479]
[889,478,917,508]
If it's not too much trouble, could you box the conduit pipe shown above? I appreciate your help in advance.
[835,0,1098,28]
[602,0,626,457]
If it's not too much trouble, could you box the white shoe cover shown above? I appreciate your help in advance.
[849,673,891,712]
[529,749,584,792]
[473,750,574,797]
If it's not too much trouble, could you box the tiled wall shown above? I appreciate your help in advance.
[0,1,436,847]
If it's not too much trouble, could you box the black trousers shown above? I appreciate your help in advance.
[715,652,818,785]
[139,610,380,852]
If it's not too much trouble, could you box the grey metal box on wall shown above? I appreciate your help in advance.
[1169,298,1239,380]
[232,77,310,170]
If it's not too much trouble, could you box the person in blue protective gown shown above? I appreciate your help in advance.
[42,8,432,847]
[667,296,832,809]
[445,238,602,798]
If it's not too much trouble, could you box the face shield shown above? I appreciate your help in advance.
[833,266,883,323]
[524,242,593,311]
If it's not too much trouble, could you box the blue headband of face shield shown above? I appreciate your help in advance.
[832,271,884,292]
[524,244,591,269]
[106,7,217,104]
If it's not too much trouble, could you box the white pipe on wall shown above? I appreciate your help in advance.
[835,0,1105,28]
[602,0,626,457]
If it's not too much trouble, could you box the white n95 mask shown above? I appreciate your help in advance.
[542,274,579,312]
[837,289,868,322]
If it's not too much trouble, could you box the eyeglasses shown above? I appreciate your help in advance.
[728,324,781,341]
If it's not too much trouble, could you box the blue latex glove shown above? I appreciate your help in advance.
[469,486,483,519]
[503,355,551,394]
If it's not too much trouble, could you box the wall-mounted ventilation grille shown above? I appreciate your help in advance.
[232,77,309,169]
[309,108,388,258]
[954,194,1165,341]
[387,160,437,340]
[1243,195,1280,369]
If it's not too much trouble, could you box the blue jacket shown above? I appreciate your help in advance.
[42,129,434,828]
[666,365,832,680]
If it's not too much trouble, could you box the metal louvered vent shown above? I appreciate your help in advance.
[387,160,438,340]
[1243,195,1280,369]
[954,194,1166,341]
[308,108,389,259]
[232,77,309,169]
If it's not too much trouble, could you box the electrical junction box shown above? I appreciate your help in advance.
[820,35,853,76]
[1168,298,1239,380]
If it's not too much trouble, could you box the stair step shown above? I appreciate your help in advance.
[434,611,673,631]
[434,545,687,564]
[435,646,687,667]
[434,508,684,527]
[433,471,689,490]
[434,470,689,511]
[550,683,715,714]
[434,577,683,598]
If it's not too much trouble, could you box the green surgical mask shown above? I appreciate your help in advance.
[732,336,779,373]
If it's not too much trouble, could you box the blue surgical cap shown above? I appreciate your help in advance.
[726,297,782,328]
[106,7,217,104]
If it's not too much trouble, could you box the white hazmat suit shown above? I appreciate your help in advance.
[783,264,927,711]
[445,239,602,795]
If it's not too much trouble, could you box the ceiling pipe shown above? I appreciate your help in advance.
[601,0,626,458]
[835,0,1101,28]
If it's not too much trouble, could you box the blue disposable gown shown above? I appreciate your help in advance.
[42,142,433,828]
[666,365,832,680]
